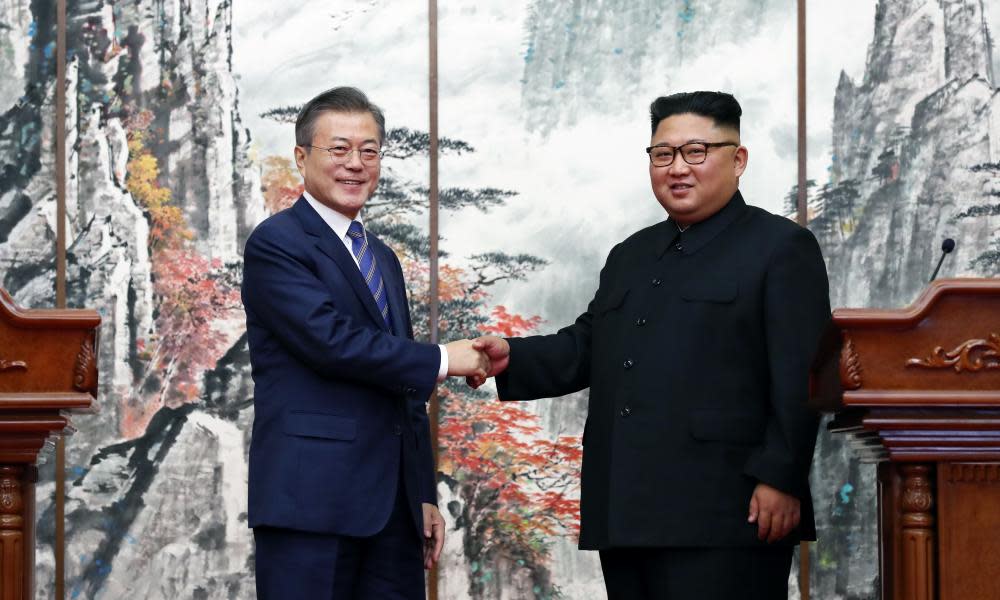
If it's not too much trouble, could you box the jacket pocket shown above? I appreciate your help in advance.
[592,287,629,315]
[681,281,738,303]
[284,411,358,440]
[689,409,764,444]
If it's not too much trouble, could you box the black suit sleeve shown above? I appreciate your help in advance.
[497,245,622,400]
[743,226,831,496]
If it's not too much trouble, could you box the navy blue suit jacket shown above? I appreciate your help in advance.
[242,197,440,538]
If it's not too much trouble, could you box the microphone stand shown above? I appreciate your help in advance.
[929,239,956,282]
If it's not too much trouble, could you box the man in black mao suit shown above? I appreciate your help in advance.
[470,91,831,599]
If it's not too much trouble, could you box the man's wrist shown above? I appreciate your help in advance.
[437,344,448,382]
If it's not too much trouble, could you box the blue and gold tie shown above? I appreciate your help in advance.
[347,220,392,328]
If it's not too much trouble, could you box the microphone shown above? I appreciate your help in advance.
[929,238,956,282]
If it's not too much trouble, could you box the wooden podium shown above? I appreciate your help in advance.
[0,289,100,599]
[811,278,1000,600]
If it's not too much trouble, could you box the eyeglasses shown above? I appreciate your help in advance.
[306,144,383,165]
[645,142,738,167]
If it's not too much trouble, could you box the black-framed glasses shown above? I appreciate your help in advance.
[306,144,383,165]
[645,142,738,167]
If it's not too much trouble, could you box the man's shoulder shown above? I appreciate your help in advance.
[243,206,315,264]
[736,204,826,274]
[247,205,303,244]
[742,203,816,243]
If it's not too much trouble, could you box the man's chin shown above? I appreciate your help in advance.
[660,203,700,221]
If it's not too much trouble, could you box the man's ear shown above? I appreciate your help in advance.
[733,145,748,177]
[294,145,308,175]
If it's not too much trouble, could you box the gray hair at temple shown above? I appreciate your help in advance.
[295,86,387,148]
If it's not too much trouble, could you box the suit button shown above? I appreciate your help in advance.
[675,243,683,252]
[623,359,634,369]
[635,318,646,326]
[651,278,662,286]
[620,406,632,417]
[393,425,402,435]
[405,387,417,395]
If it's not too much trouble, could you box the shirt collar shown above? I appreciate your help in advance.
[302,190,363,242]
[656,190,747,257]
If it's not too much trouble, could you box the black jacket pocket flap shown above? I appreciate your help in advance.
[681,281,737,303]
[689,410,764,444]
[592,287,629,315]
[285,412,357,440]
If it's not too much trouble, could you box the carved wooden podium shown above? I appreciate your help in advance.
[0,289,99,599]
[811,278,1000,600]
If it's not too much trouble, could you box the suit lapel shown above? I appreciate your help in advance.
[291,198,390,331]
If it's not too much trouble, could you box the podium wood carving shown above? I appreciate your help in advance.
[811,278,1000,600]
[0,289,99,599]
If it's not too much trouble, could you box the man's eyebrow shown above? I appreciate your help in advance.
[651,138,710,146]
[326,136,380,145]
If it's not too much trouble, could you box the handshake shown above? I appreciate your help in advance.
[443,335,510,388]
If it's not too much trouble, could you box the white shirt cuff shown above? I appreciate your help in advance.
[437,344,449,382]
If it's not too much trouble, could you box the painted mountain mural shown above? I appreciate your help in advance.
[0,0,997,599]
[803,1,997,598]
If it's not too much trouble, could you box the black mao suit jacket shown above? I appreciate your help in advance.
[497,192,831,550]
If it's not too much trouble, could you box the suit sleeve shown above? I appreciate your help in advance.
[416,404,437,505]
[743,226,831,496]
[241,222,441,391]
[496,244,621,400]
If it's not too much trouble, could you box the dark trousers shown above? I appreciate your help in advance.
[254,480,424,600]
[599,546,794,600]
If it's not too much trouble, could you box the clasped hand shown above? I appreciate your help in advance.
[443,336,510,384]
[443,338,491,379]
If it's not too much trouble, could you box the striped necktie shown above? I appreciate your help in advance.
[346,220,392,328]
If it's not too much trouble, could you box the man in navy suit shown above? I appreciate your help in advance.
[242,87,489,599]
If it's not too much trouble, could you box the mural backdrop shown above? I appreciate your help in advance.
[0,1,997,599]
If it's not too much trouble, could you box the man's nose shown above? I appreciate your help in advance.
[343,149,364,169]
[667,156,691,175]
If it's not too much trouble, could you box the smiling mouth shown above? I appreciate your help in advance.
[670,183,693,190]
[338,179,366,186]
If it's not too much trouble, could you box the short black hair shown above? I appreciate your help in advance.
[295,86,386,147]
[649,91,741,135]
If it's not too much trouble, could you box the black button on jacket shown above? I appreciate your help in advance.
[497,192,831,550]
